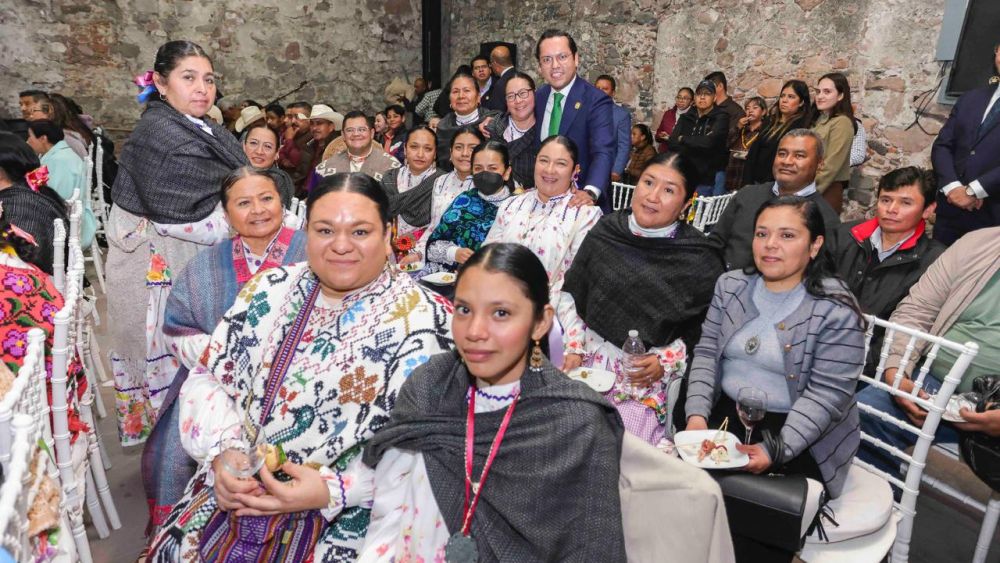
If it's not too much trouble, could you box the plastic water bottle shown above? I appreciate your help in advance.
[621,330,646,395]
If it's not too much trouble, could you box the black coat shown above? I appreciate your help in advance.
[832,218,945,320]
[666,106,730,186]
[482,68,515,112]
[487,115,540,189]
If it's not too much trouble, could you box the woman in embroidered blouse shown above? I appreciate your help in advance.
[421,140,513,275]
[435,72,499,171]
[381,125,445,259]
[682,196,863,561]
[140,166,307,534]
[359,242,625,562]
[562,153,724,449]
[107,40,248,446]
[483,135,602,367]
[146,172,453,561]
[401,125,483,271]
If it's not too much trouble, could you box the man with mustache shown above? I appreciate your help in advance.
[707,129,840,270]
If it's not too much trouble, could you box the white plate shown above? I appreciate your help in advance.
[943,395,977,423]
[673,430,750,470]
[421,272,457,285]
[566,367,616,393]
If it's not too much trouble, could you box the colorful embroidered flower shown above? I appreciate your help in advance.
[339,366,380,404]
[2,272,32,295]
[124,410,145,436]
[1,329,27,358]
[39,302,59,323]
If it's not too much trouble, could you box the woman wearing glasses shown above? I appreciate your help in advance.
[486,71,541,189]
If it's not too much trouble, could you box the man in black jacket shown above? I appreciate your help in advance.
[666,80,729,196]
[708,128,840,270]
[483,45,515,112]
[832,166,944,319]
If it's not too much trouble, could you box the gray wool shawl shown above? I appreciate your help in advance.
[112,99,248,224]
[364,351,627,562]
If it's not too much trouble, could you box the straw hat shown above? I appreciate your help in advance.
[234,105,266,133]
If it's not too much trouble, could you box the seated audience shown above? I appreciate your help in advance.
[380,125,445,258]
[277,101,314,195]
[683,196,863,562]
[859,226,1000,473]
[360,242,626,561]
[140,167,307,533]
[743,80,812,187]
[486,71,541,189]
[484,136,602,364]
[241,121,294,207]
[811,72,856,213]
[562,153,724,447]
[316,110,400,181]
[655,87,694,153]
[832,166,944,322]
[709,129,840,270]
[0,133,69,274]
[25,120,96,249]
[435,72,499,171]
[304,104,343,192]
[624,124,656,184]
[666,80,730,196]
[381,104,408,160]
[146,173,453,560]
[420,140,513,275]
[401,125,482,270]
[725,96,767,190]
[594,74,632,183]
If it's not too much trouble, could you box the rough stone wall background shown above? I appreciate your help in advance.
[443,0,956,209]
[1,0,423,134]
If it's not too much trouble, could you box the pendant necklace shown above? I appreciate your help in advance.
[445,385,521,563]
[744,285,797,355]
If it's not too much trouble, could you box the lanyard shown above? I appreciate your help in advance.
[459,386,520,536]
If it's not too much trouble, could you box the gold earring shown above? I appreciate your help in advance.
[529,339,544,372]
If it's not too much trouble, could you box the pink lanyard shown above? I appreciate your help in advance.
[459,387,521,536]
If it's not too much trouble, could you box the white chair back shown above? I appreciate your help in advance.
[52,218,66,293]
[0,329,48,476]
[0,413,37,561]
[611,182,635,211]
[855,314,979,562]
[688,192,735,232]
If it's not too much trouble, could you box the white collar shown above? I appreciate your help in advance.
[455,109,480,125]
[771,181,818,197]
[551,75,578,97]
[628,214,678,238]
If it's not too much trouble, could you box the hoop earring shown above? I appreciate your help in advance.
[529,339,544,373]
[159,92,167,102]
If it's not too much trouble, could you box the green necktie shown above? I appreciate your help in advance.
[548,92,564,137]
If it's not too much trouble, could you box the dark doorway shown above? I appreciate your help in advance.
[946,0,1000,96]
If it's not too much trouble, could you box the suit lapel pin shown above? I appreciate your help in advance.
[575,101,582,110]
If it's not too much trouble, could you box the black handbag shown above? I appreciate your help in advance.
[958,375,1000,492]
[714,472,810,552]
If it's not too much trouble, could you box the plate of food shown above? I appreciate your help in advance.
[421,272,457,285]
[674,420,749,470]
[398,262,421,273]
[566,367,615,393]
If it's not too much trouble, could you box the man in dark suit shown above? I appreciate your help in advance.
[931,43,1000,245]
[534,29,615,210]
[483,45,515,112]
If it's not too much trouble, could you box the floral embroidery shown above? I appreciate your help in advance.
[2,271,32,295]
[2,328,27,358]
[339,366,380,405]
[245,292,271,328]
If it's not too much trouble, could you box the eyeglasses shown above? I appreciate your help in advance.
[675,95,692,102]
[539,52,572,67]
[344,127,370,135]
[505,88,533,101]
[245,139,276,153]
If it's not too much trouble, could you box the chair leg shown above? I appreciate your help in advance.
[973,492,1000,563]
[86,326,111,384]
[79,333,107,419]
[81,395,121,529]
[84,467,110,538]
[88,244,107,294]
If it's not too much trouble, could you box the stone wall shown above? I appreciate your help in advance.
[1,0,423,134]
[443,0,955,209]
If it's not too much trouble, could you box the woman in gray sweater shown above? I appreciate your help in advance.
[683,195,865,562]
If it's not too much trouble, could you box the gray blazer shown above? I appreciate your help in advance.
[684,271,864,498]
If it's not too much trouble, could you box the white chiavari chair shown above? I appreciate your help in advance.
[52,218,66,294]
[65,245,119,528]
[67,201,110,414]
[611,182,636,211]
[687,192,735,232]
[0,414,36,561]
[798,314,979,563]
